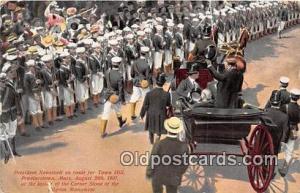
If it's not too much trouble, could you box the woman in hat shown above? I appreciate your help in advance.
[140,73,171,144]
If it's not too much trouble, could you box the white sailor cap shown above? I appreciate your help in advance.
[177,23,184,29]
[60,51,70,58]
[109,39,118,46]
[104,33,110,39]
[140,46,150,53]
[5,55,17,61]
[279,76,289,84]
[144,28,152,33]
[290,88,300,96]
[82,38,94,45]
[38,48,46,56]
[126,34,134,39]
[34,26,44,31]
[76,47,86,54]
[156,25,163,31]
[131,24,139,29]
[0,72,6,79]
[111,56,122,64]
[1,63,12,73]
[123,26,131,32]
[97,36,105,42]
[205,11,211,15]
[26,59,35,67]
[192,18,199,22]
[67,42,77,48]
[117,36,123,41]
[116,30,123,35]
[190,13,196,18]
[108,31,116,37]
[41,54,53,62]
[156,17,163,22]
[137,30,145,36]
[167,22,174,27]
[92,42,101,48]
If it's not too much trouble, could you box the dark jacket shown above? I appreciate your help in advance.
[146,137,189,186]
[88,54,102,74]
[0,80,21,123]
[174,32,184,48]
[265,107,289,155]
[131,58,151,87]
[280,102,300,142]
[74,60,87,83]
[208,65,244,108]
[40,67,54,91]
[153,34,164,51]
[103,69,125,103]
[140,87,171,135]
[24,71,40,96]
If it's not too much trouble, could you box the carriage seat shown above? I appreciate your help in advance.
[189,107,264,120]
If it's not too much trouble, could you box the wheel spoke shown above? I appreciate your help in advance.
[258,168,266,185]
[259,130,266,152]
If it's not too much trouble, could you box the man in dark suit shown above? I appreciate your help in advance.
[207,58,244,108]
[176,64,200,100]
[278,88,300,177]
[140,73,171,144]
[146,117,190,193]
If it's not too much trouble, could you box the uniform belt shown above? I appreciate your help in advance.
[2,106,16,113]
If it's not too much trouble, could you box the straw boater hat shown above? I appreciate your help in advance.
[41,35,54,47]
[164,117,184,134]
[26,46,38,55]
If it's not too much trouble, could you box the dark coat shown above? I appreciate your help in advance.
[280,102,300,142]
[208,65,243,108]
[174,32,184,48]
[153,34,164,51]
[146,137,189,186]
[265,108,289,155]
[131,58,151,87]
[140,87,171,135]
[0,80,21,123]
[103,69,125,103]
[265,89,291,109]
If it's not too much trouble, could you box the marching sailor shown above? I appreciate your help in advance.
[163,22,174,74]
[279,88,300,177]
[89,42,104,107]
[107,40,124,71]
[100,57,127,138]
[174,23,185,63]
[153,25,165,78]
[57,51,75,119]
[1,63,22,163]
[265,76,291,108]
[74,47,89,114]
[24,60,44,131]
[40,54,58,126]
[124,33,139,80]
[129,46,152,120]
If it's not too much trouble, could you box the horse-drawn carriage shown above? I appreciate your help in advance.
[170,42,278,193]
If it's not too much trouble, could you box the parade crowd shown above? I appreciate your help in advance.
[0,1,300,186]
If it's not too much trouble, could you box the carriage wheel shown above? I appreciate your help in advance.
[246,125,275,193]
